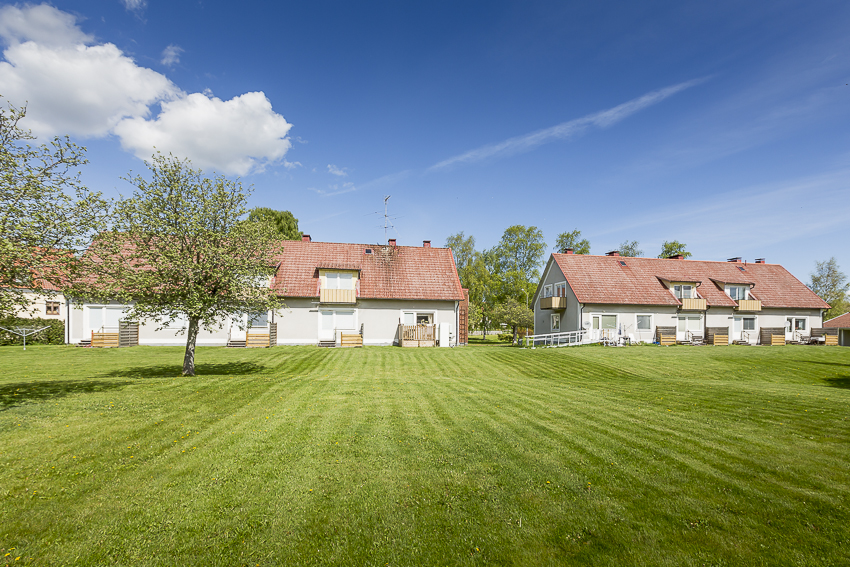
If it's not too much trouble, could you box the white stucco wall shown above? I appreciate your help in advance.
[274,298,458,346]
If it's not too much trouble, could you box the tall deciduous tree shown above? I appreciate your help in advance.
[492,298,534,345]
[445,232,476,288]
[76,153,284,376]
[247,207,301,240]
[554,229,591,254]
[492,225,546,305]
[809,257,848,320]
[658,240,692,259]
[617,240,643,257]
[0,98,106,316]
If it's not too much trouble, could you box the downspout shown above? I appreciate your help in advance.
[65,298,70,344]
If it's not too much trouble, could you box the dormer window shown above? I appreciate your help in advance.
[325,272,354,290]
[727,285,748,301]
[673,284,693,300]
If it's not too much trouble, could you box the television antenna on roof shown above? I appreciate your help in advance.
[364,195,402,243]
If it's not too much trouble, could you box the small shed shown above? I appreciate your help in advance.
[823,313,850,346]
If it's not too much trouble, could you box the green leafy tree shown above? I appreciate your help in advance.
[247,207,301,240]
[809,257,849,320]
[554,229,591,254]
[0,98,107,316]
[492,225,545,305]
[617,240,643,257]
[658,240,692,259]
[492,298,534,345]
[445,232,477,288]
[75,153,285,376]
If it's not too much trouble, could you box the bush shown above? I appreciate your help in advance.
[0,316,65,346]
[497,333,513,342]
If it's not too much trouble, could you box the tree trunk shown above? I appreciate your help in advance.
[182,316,200,376]
[512,325,518,345]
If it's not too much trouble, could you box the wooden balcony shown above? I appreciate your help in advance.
[540,296,568,310]
[679,298,707,311]
[736,299,762,312]
[320,288,356,304]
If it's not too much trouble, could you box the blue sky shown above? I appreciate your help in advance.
[1,1,848,282]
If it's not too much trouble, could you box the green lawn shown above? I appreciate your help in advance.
[1,344,848,566]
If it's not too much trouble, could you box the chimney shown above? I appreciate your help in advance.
[606,251,620,257]
[564,248,574,255]
[388,238,397,246]
[423,240,431,248]
[667,254,684,260]
[301,234,311,243]
[755,258,765,264]
[727,256,741,263]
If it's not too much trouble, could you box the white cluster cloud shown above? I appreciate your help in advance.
[122,0,147,14]
[0,4,293,175]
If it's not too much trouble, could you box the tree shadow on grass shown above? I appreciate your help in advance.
[802,360,850,368]
[0,379,133,411]
[102,361,267,379]
[823,376,850,389]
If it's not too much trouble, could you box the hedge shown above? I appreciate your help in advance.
[0,316,65,346]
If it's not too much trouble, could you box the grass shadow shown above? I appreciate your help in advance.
[0,379,133,411]
[102,361,268,379]
[803,360,850,368]
[823,376,850,389]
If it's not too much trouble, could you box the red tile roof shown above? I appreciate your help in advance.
[271,241,464,301]
[544,254,829,309]
[823,312,850,328]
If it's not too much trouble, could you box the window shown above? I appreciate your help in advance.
[673,285,693,299]
[249,312,269,328]
[619,260,626,266]
[403,311,434,326]
[795,318,806,331]
[543,284,553,298]
[727,286,748,301]
[167,314,189,329]
[45,301,60,316]
[325,272,354,290]
[551,313,560,331]
[554,282,567,297]
[636,315,651,330]
[365,248,373,255]
[743,317,755,331]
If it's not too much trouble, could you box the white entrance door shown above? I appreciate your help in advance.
[678,315,701,341]
[319,311,335,342]
[230,313,248,342]
[591,314,617,341]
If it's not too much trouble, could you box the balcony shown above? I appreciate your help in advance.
[540,296,568,310]
[736,299,762,311]
[320,288,356,304]
[679,298,707,311]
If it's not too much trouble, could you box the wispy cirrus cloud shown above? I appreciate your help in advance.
[430,78,709,170]
[327,164,348,177]
[309,182,356,197]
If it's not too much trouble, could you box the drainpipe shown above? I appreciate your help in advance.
[65,298,70,344]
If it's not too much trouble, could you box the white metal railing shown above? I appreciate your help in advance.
[525,329,589,348]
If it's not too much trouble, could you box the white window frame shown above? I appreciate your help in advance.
[318,308,359,332]
[726,285,748,301]
[590,313,618,330]
[673,284,694,300]
[636,314,652,331]
[400,310,437,326]
[554,281,567,297]
[543,284,553,298]
[84,304,130,332]
[551,313,560,331]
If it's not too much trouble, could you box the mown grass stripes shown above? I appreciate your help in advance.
[1,344,848,566]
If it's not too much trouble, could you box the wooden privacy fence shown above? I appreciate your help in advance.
[91,332,119,348]
[119,321,138,347]
[399,324,436,347]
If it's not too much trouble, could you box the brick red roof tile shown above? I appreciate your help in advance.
[271,241,464,301]
[823,312,850,328]
[546,254,829,309]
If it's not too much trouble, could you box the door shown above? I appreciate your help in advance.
[230,313,248,342]
[592,314,616,341]
[319,311,335,342]
[678,315,701,341]
[733,317,743,341]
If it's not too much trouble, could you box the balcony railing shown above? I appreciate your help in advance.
[540,296,568,310]
[736,299,762,311]
[320,288,356,304]
[679,298,707,311]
